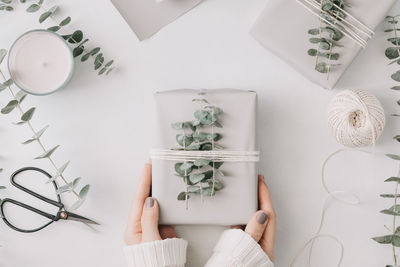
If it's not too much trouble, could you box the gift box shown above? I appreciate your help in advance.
[152,89,258,225]
[250,0,396,89]
[111,0,202,41]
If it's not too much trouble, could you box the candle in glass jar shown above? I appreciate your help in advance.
[8,30,74,95]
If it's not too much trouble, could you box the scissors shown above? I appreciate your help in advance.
[0,167,99,233]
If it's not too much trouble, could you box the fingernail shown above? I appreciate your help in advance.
[145,197,154,208]
[257,212,268,224]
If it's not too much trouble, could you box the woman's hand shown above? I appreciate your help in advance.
[234,175,276,261]
[124,161,176,245]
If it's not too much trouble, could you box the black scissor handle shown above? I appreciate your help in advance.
[10,167,63,209]
[0,198,57,233]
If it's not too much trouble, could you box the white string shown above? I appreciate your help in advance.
[296,0,374,48]
[150,149,260,162]
[290,148,372,267]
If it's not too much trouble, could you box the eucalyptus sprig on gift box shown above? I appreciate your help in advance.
[372,15,400,267]
[0,49,89,210]
[171,95,225,209]
[307,0,347,78]
[385,15,400,87]
[4,0,114,75]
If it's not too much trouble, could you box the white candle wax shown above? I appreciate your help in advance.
[8,30,74,95]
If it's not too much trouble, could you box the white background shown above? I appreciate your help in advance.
[0,0,400,266]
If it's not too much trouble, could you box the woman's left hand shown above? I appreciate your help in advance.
[124,161,177,245]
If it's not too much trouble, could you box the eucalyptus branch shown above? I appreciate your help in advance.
[8,0,115,75]
[307,0,346,78]
[172,94,225,209]
[372,16,400,266]
[0,49,89,210]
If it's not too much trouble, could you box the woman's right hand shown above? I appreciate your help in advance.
[234,175,276,261]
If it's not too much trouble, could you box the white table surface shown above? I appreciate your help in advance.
[1,0,400,266]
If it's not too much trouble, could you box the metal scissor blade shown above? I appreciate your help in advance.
[65,212,100,225]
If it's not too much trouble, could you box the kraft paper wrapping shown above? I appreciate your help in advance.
[152,89,258,225]
[250,0,397,89]
[111,0,202,41]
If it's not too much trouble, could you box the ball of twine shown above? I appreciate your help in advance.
[327,89,385,148]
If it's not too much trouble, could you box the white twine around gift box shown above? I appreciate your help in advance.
[296,0,374,48]
[150,149,260,162]
[291,89,385,266]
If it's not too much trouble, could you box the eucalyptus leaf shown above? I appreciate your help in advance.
[3,79,13,87]
[56,183,73,194]
[1,0,12,4]
[189,173,205,184]
[1,100,18,114]
[176,134,193,147]
[180,162,194,171]
[177,192,190,201]
[26,3,40,12]
[388,37,400,45]
[90,47,100,55]
[210,161,223,169]
[47,26,60,32]
[392,71,400,82]
[73,46,84,57]
[16,90,27,103]
[201,188,216,196]
[70,199,84,210]
[0,49,6,65]
[387,154,400,160]
[315,62,329,73]
[391,86,400,90]
[381,194,400,198]
[380,209,400,216]
[98,67,107,75]
[106,68,114,75]
[172,122,184,130]
[386,47,400,60]
[46,161,70,183]
[21,107,35,122]
[78,184,89,199]
[105,60,114,67]
[194,159,210,167]
[81,53,91,62]
[72,177,81,188]
[39,11,52,23]
[34,145,59,159]
[385,177,400,183]
[0,186,6,190]
[69,30,83,43]
[214,121,222,128]
[59,16,71,26]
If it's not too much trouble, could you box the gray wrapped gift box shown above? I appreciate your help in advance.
[111,0,202,41]
[152,89,258,225]
[250,0,396,89]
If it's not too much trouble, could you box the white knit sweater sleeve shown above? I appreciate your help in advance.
[205,229,274,267]
[124,238,188,267]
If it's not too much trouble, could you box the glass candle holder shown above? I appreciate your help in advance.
[8,29,74,96]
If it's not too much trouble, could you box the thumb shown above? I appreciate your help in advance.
[141,197,162,243]
[244,211,268,242]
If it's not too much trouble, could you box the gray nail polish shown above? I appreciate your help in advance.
[145,197,154,208]
[257,212,267,224]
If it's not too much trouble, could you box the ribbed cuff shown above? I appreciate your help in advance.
[205,229,274,267]
[124,238,188,267]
